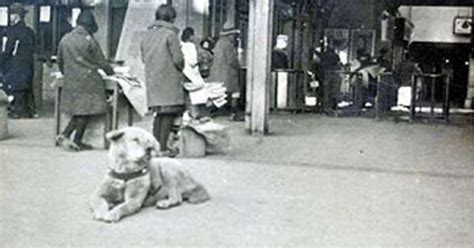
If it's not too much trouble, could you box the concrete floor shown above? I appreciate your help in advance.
[0,114,473,247]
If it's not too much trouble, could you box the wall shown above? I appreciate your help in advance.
[399,6,471,44]
[115,0,167,83]
[328,0,378,29]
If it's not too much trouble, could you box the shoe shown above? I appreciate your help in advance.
[76,142,94,150]
[58,136,80,152]
[161,149,179,158]
[230,113,245,122]
[26,112,39,119]
[56,134,66,146]
[8,113,21,119]
[198,117,212,123]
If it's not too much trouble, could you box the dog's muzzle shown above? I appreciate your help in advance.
[108,168,149,182]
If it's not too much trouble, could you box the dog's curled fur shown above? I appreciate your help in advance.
[89,127,210,223]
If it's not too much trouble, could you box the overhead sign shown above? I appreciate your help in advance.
[453,16,472,35]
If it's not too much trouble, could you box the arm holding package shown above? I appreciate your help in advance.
[89,37,114,76]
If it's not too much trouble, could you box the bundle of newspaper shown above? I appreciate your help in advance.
[183,82,227,108]
[100,66,148,116]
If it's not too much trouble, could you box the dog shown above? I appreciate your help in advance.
[89,127,210,223]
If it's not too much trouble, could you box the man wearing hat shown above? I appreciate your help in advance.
[208,27,242,121]
[271,34,289,70]
[56,10,115,151]
[0,3,36,118]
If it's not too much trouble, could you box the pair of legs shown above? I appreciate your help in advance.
[229,92,244,122]
[9,90,35,118]
[153,112,182,155]
[188,104,210,122]
[59,115,92,150]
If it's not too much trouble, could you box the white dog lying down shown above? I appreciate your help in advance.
[89,127,210,223]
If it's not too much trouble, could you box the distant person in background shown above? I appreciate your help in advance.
[321,46,341,72]
[140,4,185,156]
[0,3,36,119]
[181,27,204,88]
[180,27,210,122]
[396,52,422,87]
[271,34,289,70]
[197,37,215,79]
[56,10,115,151]
[208,28,242,121]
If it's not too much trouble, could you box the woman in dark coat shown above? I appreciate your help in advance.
[56,10,114,151]
[208,28,241,121]
[0,3,36,118]
[140,4,184,154]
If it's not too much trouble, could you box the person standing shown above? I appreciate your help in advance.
[208,28,241,121]
[180,27,210,122]
[140,4,185,154]
[0,3,36,118]
[271,34,289,70]
[181,27,205,90]
[197,37,215,79]
[56,10,115,151]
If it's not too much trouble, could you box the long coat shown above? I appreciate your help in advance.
[57,26,114,116]
[0,21,35,93]
[208,35,240,93]
[140,20,185,110]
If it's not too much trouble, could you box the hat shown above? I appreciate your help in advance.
[276,34,288,42]
[220,28,240,36]
[76,10,98,34]
[10,3,28,16]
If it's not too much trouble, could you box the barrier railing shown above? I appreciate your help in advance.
[410,73,450,123]
[270,69,305,111]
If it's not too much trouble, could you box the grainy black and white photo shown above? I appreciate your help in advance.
[0,0,473,247]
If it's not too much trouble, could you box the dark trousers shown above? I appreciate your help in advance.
[153,113,180,151]
[62,115,90,144]
[10,90,30,117]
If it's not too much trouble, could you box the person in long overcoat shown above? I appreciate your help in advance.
[56,10,114,151]
[0,3,36,118]
[208,28,241,121]
[140,4,185,154]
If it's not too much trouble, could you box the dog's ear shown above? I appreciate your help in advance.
[145,135,162,157]
[106,129,125,142]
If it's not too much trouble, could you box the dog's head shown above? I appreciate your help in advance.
[106,127,161,173]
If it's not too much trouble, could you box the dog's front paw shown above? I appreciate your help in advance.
[92,211,106,221]
[102,211,121,223]
[156,200,172,209]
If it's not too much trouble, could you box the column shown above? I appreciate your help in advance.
[465,6,474,109]
[246,0,273,134]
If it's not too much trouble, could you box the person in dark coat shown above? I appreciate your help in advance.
[0,3,36,118]
[140,4,185,155]
[56,10,115,151]
[208,28,241,121]
[271,34,289,70]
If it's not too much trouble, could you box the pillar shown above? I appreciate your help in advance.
[246,0,273,134]
[465,6,474,109]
